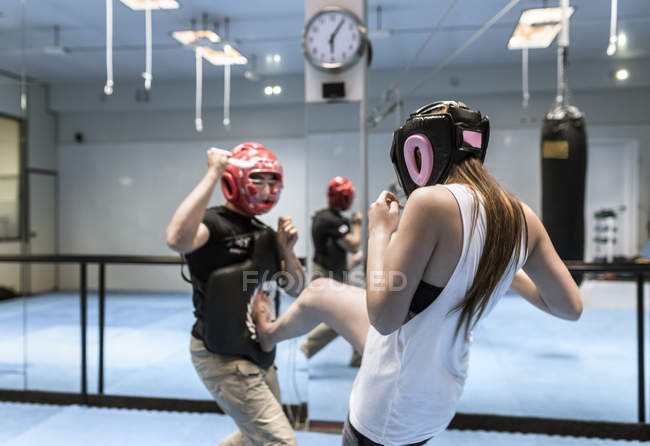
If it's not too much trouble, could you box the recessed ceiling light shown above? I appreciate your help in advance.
[266,54,281,64]
[264,86,273,95]
[118,177,134,187]
[618,33,627,47]
[120,0,179,10]
[272,85,282,95]
[615,69,629,80]
[244,54,260,81]
[244,71,259,81]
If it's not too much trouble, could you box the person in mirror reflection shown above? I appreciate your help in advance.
[301,176,364,367]
[166,142,304,446]
[252,102,582,446]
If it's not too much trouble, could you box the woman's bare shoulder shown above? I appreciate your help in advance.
[518,201,540,224]
[518,200,544,247]
[405,185,458,213]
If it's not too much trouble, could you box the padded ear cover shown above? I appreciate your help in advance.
[391,114,455,197]
[221,171,239,202]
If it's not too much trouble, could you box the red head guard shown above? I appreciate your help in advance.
[221,142,283,216]
[327,176,355,211]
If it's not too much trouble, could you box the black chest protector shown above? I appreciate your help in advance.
[201,226,281,369]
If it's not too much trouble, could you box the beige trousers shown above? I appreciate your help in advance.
[190,336,297,446]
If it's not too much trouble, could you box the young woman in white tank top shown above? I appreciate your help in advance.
[253,101,583,446]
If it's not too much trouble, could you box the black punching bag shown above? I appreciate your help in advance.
[541,105,587,284]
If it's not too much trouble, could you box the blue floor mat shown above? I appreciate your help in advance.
[305,281,650,423]
[0,291,307,404]
[0,403,647,446]
[1,280,649,434]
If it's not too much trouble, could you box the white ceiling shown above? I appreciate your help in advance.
[0,0,648,84]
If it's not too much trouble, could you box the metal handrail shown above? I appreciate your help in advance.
[0,254,183,264]
[0,255,647,270]
[0,255,648,422]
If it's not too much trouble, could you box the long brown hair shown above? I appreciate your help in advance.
[444,157,527,339]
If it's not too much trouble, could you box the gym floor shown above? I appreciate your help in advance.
[0,278,648,445]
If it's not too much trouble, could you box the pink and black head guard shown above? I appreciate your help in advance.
[389,101,489,197]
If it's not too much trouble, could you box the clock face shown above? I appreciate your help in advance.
[302,7,367,72]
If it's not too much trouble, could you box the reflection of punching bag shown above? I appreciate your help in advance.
[541,107,587,285]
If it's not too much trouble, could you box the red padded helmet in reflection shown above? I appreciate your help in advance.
[327,176,355,211]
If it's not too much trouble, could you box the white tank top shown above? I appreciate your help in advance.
[349,184,527,445]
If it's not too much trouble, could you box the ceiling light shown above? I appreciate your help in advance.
[199,45,247,66]
[118,177,134,187]
[43,25,69,55]
[244,52,260,81]
[244,68,260,81]
[618,33,627,47]
[264,86,273,95]
[42,45,69,55]
[368,29,392,39]
[172,30,220,46]
[615,69,629,80]
[272,85,282,95]
[120,0,179,10]
[507,7,575,50]
[266,54,281,64]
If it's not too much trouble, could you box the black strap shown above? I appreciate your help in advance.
[409,281,443,315]
[349,421,382,446]
[348,417,430,446]
[180,254,193,284]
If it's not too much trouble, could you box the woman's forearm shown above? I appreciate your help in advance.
[510,269,555,316]
[366,230,398,334]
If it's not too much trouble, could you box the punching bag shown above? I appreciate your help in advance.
[541,0,586,285]
[541,106,587,285]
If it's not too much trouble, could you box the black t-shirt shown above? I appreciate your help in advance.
[312,208,350,280]
[185,205,273,340]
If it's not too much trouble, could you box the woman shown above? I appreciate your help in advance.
[253,101,582,446]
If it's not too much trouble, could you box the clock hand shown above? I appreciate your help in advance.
[328,19,345,52]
